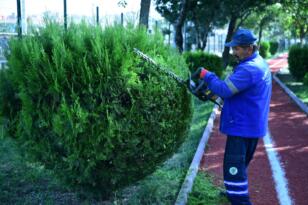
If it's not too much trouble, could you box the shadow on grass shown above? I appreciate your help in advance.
[0,138,79,205]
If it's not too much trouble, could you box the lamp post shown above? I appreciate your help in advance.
[96,6,99,25]
[64,0,67,30]
[21,0,27,34]
[16,0,22,37]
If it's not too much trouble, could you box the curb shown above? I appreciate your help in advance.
[273,74,308,115]
[174,103,219,205]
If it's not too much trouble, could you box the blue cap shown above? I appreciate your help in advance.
[225,28,257,47]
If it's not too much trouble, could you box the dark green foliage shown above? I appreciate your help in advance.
[1,21,192,199]
[228,54,239,68]
[269,41,279,55]
[259,41,270,58]
[187,172,228,205]
[0,68,20,136]
[288,44,308,81]
[304,73,308,86]
[183,51,223,77]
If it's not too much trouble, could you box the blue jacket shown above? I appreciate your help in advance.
[204,52,272,138]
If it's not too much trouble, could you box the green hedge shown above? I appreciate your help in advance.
[288,44,308,81]
[0,68,19,136]
[303,73,308,86]
[259,41,270,58]
[183,51,223,77]
[269,41,279,55]
[0,21,192,199]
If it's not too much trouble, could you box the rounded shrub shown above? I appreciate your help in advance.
[269,41,279,55]
[303,73,308,86]
[0,68,20,135]
[288,44,308,81]
[183,51,223,77]
[1,21,192,198]
[259,41,270,58]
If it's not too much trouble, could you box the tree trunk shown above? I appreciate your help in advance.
[139,0,151,29]
[168,23,171,45]
[258,22,264,46]
[222,15,237,68]
[175,0,188,53]
[299,26,305,45]
[200,24,211,51]
[194,24,202,50]
[200,33,208,50]
[258,17,266,46]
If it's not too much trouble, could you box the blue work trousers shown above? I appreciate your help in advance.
[223,136,259,205]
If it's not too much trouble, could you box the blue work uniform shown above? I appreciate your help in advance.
[203,51,272,205]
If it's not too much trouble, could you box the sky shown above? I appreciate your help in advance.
[0,0,162,19]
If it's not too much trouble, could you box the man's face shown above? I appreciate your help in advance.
[231,46,252,61]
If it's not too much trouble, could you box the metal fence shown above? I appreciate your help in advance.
[0,33,12,69]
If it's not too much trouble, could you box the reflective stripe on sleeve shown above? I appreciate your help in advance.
[225,78,239,94]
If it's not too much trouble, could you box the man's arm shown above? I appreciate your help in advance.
[203,67,254,99]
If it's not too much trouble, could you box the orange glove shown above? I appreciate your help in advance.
[199,67,208,78]
[192,67,208,81]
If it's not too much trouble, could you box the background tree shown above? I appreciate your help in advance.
[242,4,282,45]
[155,0,181,24]
[188,0,227,50]
[282,0,308,45]
[155,0,197,52]
[221,0,279,67]
[139,0,152,29]
[155,0,226,52]
[117,0,127,8]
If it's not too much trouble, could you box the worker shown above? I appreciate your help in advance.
[195,28,272,205]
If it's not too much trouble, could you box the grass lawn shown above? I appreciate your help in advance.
[187,172,228,205]
[0,137,79,204]
[0,98,225,204]
[276,68,308,105]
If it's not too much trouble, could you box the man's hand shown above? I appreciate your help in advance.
[191,67,208,81]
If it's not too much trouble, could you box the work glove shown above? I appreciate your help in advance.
[191,67,208,82]
[188,67,209,101]
[188,67,221,106]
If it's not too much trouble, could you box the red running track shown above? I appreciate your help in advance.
[199,53,308,205]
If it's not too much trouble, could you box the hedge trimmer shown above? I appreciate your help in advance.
[133,48,222,107]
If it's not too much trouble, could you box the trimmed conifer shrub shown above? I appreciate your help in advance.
[183,51,223,77]
[288,44,308,81]
[1,21,192,198]
[259,41,270,58]
[269,41,279,55]
[303,73,308,86]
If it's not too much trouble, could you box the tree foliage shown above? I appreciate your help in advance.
[282,0,308,44]
[188,1,227,50]
[241,4,283,44]
[155,0,227,51]
[221,0,279,67]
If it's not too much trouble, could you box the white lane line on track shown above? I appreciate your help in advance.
[263,132,293,205]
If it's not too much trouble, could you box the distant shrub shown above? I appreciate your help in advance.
[269,41,279,55]
[1,21,192,199]
[303,73,308,86]
[183,51,223,77]
[288,45,308,81]
[259,41,270,58]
